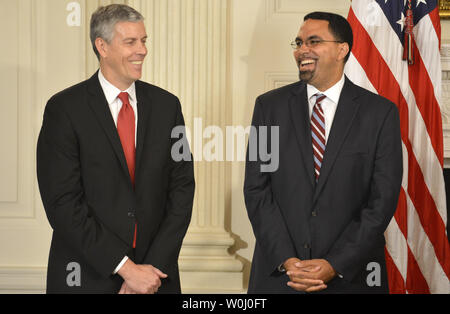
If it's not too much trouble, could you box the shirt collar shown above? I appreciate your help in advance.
[98,69,137,105]
[307,73,345,105]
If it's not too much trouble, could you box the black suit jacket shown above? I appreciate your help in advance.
[37,71,195,293]
[244,77,402,294]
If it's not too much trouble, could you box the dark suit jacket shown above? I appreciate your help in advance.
[244,77,402,294]
[37,71,195,293]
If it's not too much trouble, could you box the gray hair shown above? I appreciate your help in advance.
[90,4,144,60]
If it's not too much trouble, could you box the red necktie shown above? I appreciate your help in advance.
[311,94,326,182]
[117,92,137,248]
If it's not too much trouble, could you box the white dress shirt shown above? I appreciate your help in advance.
[98,69,138,274]
[98,70,138,145]
[307,74,346,144]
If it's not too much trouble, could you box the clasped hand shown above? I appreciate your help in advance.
[118,259,168,294]
[284,258,336,293]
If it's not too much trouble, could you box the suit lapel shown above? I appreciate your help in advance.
[86,72,131,183]
[288,83,315,188]
[313,77,360,202]
[134,80,153,176]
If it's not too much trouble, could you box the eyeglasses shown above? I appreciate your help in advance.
[290,39,343,49]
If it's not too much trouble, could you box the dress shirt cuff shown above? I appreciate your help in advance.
[277,263,286,273]
[113,256,129,275]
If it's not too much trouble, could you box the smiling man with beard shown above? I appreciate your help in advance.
[37,4,194,294]
[244,12,403,293]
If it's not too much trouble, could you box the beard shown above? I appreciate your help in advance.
[299,69,314,83]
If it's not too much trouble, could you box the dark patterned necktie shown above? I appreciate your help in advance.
[311,94,326,181]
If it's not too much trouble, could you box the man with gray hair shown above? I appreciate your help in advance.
[37,4,195,294]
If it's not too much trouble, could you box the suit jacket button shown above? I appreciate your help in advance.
[311,210,317,217]
[128,212,135,218]
[304,243,310,249]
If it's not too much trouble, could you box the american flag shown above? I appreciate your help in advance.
[345,0,449,293]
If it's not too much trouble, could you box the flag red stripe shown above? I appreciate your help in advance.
[394,188,408,237]
[408,39,444,166]
[385,189,407,293]
[406,246,431,293]
[384,247,406,294]
[348,8,450,278]
[428,7,441,49]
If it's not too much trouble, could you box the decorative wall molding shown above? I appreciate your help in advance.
[265,0,350,22]
[265,0,303,22]
[0,0,37,219]
[179,231,245,293]
[266,0,302,16]
[265,71,298,91]
[0,267,46,294]
[440,44,450,124]
[440,44,450,166]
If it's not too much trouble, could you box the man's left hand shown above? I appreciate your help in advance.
[286,259,336,292]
